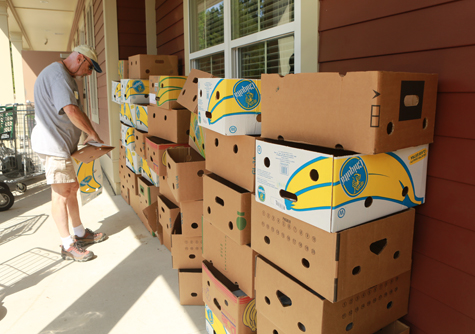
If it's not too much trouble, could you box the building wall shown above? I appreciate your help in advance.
[318,1,475,333]
[156,0,184,75]
[117,0,147,60]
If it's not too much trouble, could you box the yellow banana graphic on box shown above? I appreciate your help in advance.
[114,83,122,100]
[205,79,261,125]
[141,158,153,180]
[124,80,149,100]
[281,152,424,211]
[121,103,134,125]
[242,299,257,331]
[125,127,135,146]
[135,105,148,128]
[76,160,102,194]
[156,76,186,106]
[190,115,205,157]
[126,148,135,170]
[205,305,229,334]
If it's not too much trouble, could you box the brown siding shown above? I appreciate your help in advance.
[318,1,475,333]
[117,0,147,60]
[93,0,109,146]
[156,0,184,75]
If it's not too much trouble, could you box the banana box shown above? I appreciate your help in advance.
[197,78,262,136]
[120,102,134,127]
[120,123,135,150]
[179,269,204,305]
[147,105,190,143]
[255,256,411,334]
[171,233,203,269]
[177,68,215,114]
[140,156,159,186]
[72,158,103,206]
[180,200,203,236]
[118,60,128,79]
[111,80,122,104]
[125,146,140,174]
[121,79,149,104]
[205,305,229,334]
[203,261,257,334]
[150,76,187,109]
[134,129,148,159]
[255,138,428,232]
[145,136,189,176]
[131,103,149,132]
[189,111,206,158]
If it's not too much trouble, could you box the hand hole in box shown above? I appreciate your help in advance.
[202,143,205,150]
[207,280,210,286]
[273,331,279,334]
[277,290,292,307]
[213,298,221,310]
[302,258,310,268]
[189,254,196,259]
[156,96,160,101]
[186,130,190,135]
[200,90,202,97]
[364,197,373,208]
[277,135,284,141]
[214,138,219,147]
[423,118,428,129]
[346,323,353,331]
[233,145,238,154]
[393,251,400,259]
[228,221,234,230]
[402,186,409,197]
[216,91,220,100]
[297,322,306,332]
[206,111,212,119]
[265,296,271,305]
[387,122,394,135]
[256,114,262,122]
[309,169,319,182]
[193,77,198,83]
[207,207,211,214]
[215,196,224,206]
[182,89,186,95]
[280,189,297,202]
[352,266,361,275]
[191,223,198,229]
[193,136,196,142]
[264,236,270,244]
[224,300,228,306]
[264,157,271,168]
[370,238,387,255]
[197,170,204,177]
[168,163,171,169]
[191,293,198,297]
[193,95,197,102]
[387,301,393,309]
[172,183,175,189]
[146,69,150,74]
[164,115,167,121]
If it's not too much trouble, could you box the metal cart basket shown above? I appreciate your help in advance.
[0,103,44,210]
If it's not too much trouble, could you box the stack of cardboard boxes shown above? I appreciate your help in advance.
[113,63,438,333]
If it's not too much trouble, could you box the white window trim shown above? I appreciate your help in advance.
[188,0,301,78]
[85,2,99,124]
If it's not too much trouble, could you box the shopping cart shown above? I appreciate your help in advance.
[0,103,44,211]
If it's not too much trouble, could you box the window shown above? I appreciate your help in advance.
[188,0,299,78]
[85,4,99,124]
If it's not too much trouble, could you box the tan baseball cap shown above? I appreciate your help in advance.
[73,45,102,73]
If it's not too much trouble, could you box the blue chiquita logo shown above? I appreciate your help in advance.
[258,186,266,202]
[80,175,92,187]
[257,145,262,154]
[132,80,145,93]
[229,125,237,133]
[233,80,260,110]
[206,307,214,324]
[339,156,368,197]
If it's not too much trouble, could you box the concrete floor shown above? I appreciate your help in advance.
[0,175,206,334]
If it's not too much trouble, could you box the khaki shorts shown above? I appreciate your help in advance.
[37,154,77,185]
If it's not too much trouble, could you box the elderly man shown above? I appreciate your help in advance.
[32,45,107,262]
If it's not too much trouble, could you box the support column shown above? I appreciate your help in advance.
[145,0,156,55]
[10,32,25,103]
[0,0,14,104]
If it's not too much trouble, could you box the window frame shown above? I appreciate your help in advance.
[188,0,301,78]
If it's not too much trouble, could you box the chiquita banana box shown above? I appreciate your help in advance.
[121,79,149,104]
[197,78,261,136]
[140,157,160,186]
[188,112,206,158]
[120,102,135,127]
[255,138,429,232]
[120,123,135,150]
[152,76,187,109]
[205,305,228,334]
[125,146,139,174]
[111,80,122,104]
[131,104,148,132]
[72,158,103,206]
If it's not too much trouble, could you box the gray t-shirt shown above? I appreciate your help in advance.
[31,62,82,158]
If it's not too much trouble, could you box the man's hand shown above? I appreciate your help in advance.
[83,132,104,144]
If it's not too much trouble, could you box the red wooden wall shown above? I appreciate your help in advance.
[117,0,147,60]
[156,0,184,75]
[318,1,475,333]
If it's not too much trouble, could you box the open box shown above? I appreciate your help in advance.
[189,111,206,158]
[255,138,428,232]
[177,68,215,114]
[145,136,189,176]
[147,105,191,144]
[179,269,204,306]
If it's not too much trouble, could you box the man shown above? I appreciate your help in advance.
[32,45,107,262]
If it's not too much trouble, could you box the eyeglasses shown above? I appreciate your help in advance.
[80,53,94,71]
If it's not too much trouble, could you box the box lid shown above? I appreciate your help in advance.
[72,142,114,164]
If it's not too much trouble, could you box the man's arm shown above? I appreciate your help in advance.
[63,104,104,144]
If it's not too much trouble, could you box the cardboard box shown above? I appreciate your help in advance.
[202,261,257,334]
[72,158,104,206]
[252,199,415,302]
[142,201,160,236]
[120,102,134,127]
[256,256,410,334]
[71,143,114,164]
[140,157,159,186]
[261,71,438,154]
[158,218,173,252]
[129,54,178,79]
[203,173,252,245]
[131,104,149,132]
[152,75,187,109]
[120,123,135,150]
[205,304,228,334]
[159,175,179,206]
[120,182,130,205]
[111,80,122,104]
[125,146,140,174]
[205,132,256,192]
[171,233,202,269]
[180,200,203,236]
[198,78,261,136]
[118,60,129,79]
[138,176,160,207]
[134,129,148,159]
[177,69,215,113]
[157,194,180,235]
[121,164,138,196]
[145,136,189,176]
[179,269,204,305]
[189,111,206,158]
[147,105,191,144]
[202,220,255,298]
[121,79,149,104]
[166,146,207,202]
[255,138,428,232]
[149,75,159,105]
[375,321,410,334]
